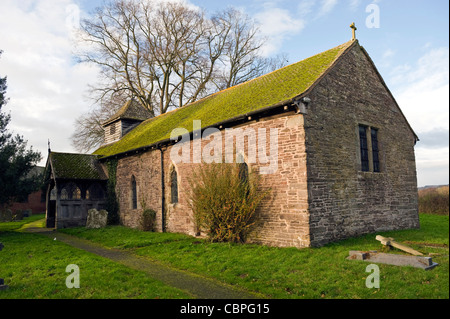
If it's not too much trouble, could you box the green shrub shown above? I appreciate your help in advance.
[418,186,449,215]
[141,208,157,231]
[188,162,270,243]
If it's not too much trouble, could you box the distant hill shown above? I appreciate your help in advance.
[418,184,449,190]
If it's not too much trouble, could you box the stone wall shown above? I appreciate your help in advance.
[304,42,420,247]
[115,112,310,248]
[113,42,419,248]
[115,150,162,230]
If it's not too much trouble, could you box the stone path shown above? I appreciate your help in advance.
[24,223,260,299]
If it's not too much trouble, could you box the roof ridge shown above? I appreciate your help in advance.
[102,99,151,126]
[94,40,356,157]
[50,151,99,156]
[124,40,355,128]
[176,40,355,113]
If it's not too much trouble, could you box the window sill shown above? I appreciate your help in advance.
[357,171,384,179]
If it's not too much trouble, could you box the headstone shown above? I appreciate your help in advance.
[22,209,32,218]
[86,209,108,229]
[0,209,12,222]
[13,210,23,221]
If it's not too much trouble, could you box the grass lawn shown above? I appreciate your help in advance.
[1,214,448,299]
[60,213,449,299]
[0,215,191,299]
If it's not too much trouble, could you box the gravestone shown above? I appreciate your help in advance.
[0,243,8,290]
[22,209,32,218]
[13,210,23,221]
[0,209,12,222]
[86,209,108,229]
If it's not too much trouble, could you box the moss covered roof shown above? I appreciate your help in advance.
[48,152,108,180]
[102,99,152,126]
[94,40,355,158]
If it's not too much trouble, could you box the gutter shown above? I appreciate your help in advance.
[159,146,166,232]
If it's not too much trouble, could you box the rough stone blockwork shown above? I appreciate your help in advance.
[305,44,419,247]
[115,113,310,248]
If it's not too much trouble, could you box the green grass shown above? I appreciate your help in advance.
[0,217,191,299]
[0,214,46,232]
[2,214,448,299]
[60,214,449,299]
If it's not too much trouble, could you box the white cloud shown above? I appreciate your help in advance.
[348,0,361,11]
[390,47,449,187]
[393,48,449,131]
[382,49,395,59]
[0,0,100,165]
[415,148,449,187]
[254,7,305,56]
[316,0,339,19]
[298,0,315,17]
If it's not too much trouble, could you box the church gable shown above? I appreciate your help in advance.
[302,41,420,246]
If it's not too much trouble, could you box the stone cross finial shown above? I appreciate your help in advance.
[350,22,357,40]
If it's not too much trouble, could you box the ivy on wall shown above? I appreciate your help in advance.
[106,159,120,225]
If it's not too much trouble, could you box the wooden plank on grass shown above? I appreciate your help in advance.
[347,251,438,270]
[375,235,423,256]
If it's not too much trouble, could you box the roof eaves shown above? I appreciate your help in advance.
[97,98,303,161]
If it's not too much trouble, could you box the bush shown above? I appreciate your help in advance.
[140,209,156,231]
[188,161,270,243]
[418,186,449,215]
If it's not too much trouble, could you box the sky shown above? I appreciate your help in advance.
[0,0,448,187]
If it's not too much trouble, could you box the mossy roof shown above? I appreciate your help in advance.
[102,99,152,126]
[94,40,355,158]
[48,152,108,180]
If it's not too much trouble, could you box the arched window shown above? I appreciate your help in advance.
[72,187,81,200]
[131,175,137,209]
[50,187,57,200]
[170,169,178,204]
[60,182,81,200]
[60,188,69,200]
[237,154,249,185]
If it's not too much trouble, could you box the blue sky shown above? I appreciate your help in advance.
[0,0,448,186]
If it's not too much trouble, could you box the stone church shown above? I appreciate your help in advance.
[44,37,420,248]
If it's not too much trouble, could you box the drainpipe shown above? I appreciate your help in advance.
[159,146,166,232]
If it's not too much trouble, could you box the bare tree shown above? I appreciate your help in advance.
[72,0,289,152]
[70,95,124,153]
